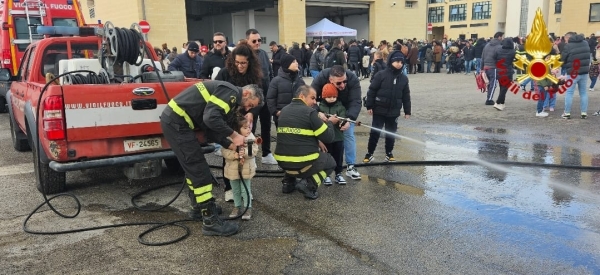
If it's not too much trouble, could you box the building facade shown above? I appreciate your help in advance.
[79,0,427,53]
[556,0,600,37]
[427,0,507,41]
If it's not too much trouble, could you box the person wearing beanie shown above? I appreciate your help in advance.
[318,83,347,185]
[167,41,203,78]
[267,53,306,127]
[363,50,411,163]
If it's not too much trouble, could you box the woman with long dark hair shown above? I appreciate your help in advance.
[215,40,264,202]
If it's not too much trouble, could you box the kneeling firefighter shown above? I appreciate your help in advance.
[274,85,338,199]
[160,80,263,236]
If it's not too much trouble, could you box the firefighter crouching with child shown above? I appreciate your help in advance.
[274,85,338,200]
[160,80,263,236]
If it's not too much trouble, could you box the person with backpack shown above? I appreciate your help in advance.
[309,42,326,78]
[324,39,347,70]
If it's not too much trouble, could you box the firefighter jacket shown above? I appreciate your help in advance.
[166,80,242,148]
[274,99,335,169]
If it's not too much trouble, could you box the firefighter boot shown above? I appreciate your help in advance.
[295,178,319,200]
[188,191,222,220]
[282,176,296,194]
[200,199,239,236]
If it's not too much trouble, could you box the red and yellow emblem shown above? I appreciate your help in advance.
[514,8,562,84]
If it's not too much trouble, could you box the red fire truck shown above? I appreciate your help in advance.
[0,0,86,112]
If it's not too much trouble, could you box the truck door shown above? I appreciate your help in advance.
[11,45,35,130]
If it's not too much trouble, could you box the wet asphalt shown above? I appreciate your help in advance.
[1,72,600,274]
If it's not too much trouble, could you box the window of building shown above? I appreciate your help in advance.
[591,3,600,22]
[555,0,562,14]
[405,1,413,8]
[429,0,443,3]
[87,0,95,18]
[428,6,445,23]
[449,4,466,21]
[472,1,491,20]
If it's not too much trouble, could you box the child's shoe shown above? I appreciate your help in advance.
[385,152,395,162]
[229,207,240,218]
[242,208,252,220]
[335,173,347,185]
[323,176,332,186]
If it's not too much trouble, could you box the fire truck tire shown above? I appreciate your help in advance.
[164,158,184,174]
[32,136,66,194]
[0,97,6,113]
[9,113,30,152]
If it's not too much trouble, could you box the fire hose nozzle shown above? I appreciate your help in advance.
[244,137,262,156]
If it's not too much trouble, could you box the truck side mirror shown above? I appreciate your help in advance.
[0,68,11,81]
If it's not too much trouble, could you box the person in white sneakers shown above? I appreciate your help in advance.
[312,65,363,180]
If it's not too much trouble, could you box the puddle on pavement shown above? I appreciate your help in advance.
[474,127,509,134]
[360,175,424,196]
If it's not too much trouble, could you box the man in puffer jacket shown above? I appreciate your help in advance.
[561,32,591,119]
[363,51,411,163]
[267,54,306,126]
[491,38,516,111]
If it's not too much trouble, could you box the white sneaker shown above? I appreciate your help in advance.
[345,165,361,180]
[214,147,222,156]
[335,174,347,185]
[261,153,278,165]
[536,111,549,117]
[225,189,234,202]
[590,88,594,91]
[323,177,332,186]
[493,103,505,111]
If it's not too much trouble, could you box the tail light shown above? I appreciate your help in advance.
[2,49,11,65]
[42,96,66,140]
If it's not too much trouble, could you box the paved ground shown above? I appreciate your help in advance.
[1,71,600,274]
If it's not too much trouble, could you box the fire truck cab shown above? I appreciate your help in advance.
[0,0,85,112]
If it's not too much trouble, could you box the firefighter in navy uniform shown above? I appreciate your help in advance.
[274,85,337,199]
[160,81,263,236]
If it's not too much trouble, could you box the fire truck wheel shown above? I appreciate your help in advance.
[0,97,6,113]
[9,113,30,152]
[164,158,184,175]
[32,136,66,195]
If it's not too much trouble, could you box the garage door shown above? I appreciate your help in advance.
[305,0,369,9]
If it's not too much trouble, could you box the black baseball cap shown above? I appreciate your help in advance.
[187,42,199,52]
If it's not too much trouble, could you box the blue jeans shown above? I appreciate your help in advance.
[520,78,534,90]
[564,74,589,114]
[426,61,431,73]
[310,70,320,78]
[343,122,356,166]
[474,58,481,74]
[543,88,556,109]
[590,75,598,89]
[464,60,473,73]
[536,86,551,113]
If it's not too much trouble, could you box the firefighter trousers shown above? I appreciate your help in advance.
[160,110,215,206]
[280,152,336,189]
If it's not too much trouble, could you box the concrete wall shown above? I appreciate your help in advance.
[369,0,427,42]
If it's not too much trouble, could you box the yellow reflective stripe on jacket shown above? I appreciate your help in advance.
[195,82,210,101]
[274,152,320,162]
[195,82,231,114]
[313,123,328,136]
[277,127,317,136]
[209,96,231,114]
[168,100,195,129]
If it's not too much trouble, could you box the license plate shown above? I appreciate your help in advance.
[124,138,162,152]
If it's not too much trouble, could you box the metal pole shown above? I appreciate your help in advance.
[141,0,148,40]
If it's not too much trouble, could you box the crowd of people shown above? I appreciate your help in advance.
[158,28,595,236]
[159,29,413,237]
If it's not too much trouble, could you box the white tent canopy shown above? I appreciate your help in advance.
[306,18,357,37]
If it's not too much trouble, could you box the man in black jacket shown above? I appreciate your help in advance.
[270,41,286,77]
[561,32,591,119]
[199,32,231,79]
[168,42,202,78]
[312,65,362,180]
[363,51,411,163]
